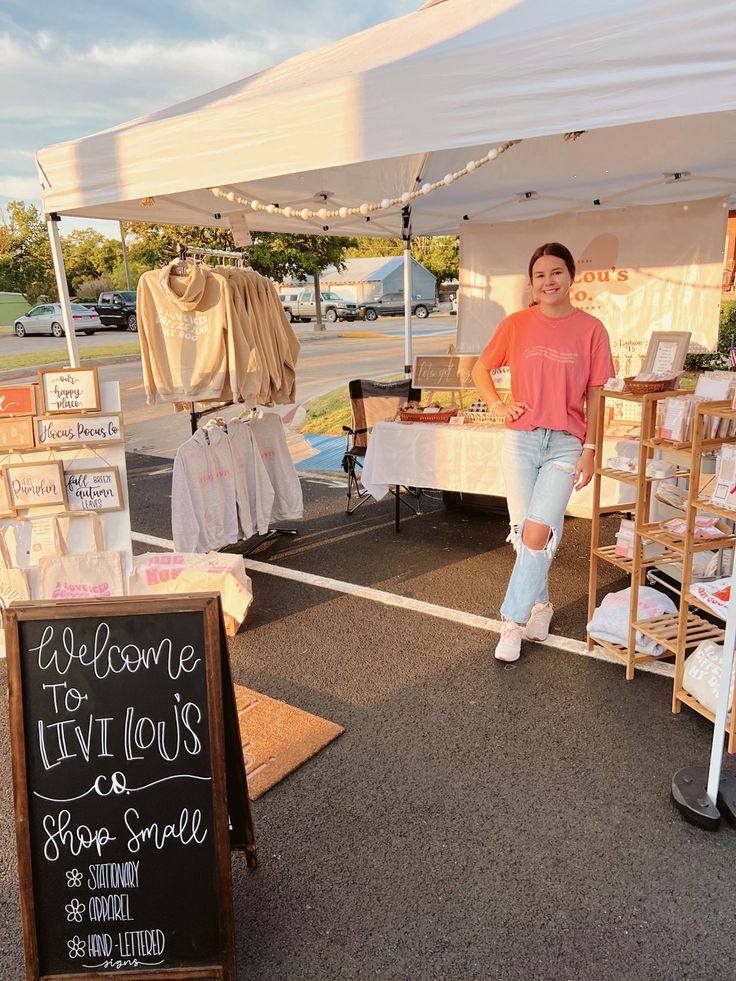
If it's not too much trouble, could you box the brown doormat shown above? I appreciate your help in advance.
[233,684,344,800]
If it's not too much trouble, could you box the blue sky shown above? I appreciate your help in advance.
[1,0,417,234]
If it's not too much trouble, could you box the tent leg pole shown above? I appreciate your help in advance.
[120,221,131,290]
[402,214,413,377]
[46,213,81,368]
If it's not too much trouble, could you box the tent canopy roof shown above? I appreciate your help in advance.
[36,0,736,238]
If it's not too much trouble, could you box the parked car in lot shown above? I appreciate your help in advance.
[279,288,359,323]
[13,303,102,337]
[360,292,435,321]
[94,291,138,331]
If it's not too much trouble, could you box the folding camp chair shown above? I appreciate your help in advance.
[342,377,422,514]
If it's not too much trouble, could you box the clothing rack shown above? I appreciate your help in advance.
[177,243,248,266]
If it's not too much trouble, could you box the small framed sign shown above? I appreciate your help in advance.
[38,367,100,414]
[6,461,66,510]
[640,331,692,376]
[64,466,123,512]
[35,412,123,448]
[0,468,16,517]
[0,384,37,418]
[0,415,35,451]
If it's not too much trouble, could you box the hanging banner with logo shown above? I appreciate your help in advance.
[456,197,728,377]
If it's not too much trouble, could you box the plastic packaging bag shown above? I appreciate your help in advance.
[587,586,677,655]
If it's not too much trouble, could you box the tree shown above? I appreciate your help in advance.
[74,276,117,301]
[346,233,460,284]
[0,201,56,302]
[61,229,122,291]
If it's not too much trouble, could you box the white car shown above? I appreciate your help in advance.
[14,303,102,337]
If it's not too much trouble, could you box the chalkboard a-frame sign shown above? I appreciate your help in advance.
[6,594,237,981]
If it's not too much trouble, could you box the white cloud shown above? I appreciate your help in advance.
[0,175,43,198]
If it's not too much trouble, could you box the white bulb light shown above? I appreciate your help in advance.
[443,173,454,186]
[318,208,328,220]
[487,148,498,160]
[359,203,370,215]
[466,160,477,172]
[301,208,311,220]
[421,183,432,195]
[339,207,348,218]
[380,198,391,209]
[401,192,411,205]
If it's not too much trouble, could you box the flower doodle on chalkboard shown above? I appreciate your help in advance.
[67,936,85,958]
[66,869,83,888]
[65,899,85,922]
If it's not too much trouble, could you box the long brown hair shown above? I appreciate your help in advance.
[527,242,576,281]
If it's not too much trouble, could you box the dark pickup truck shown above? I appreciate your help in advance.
[95,291,138,331]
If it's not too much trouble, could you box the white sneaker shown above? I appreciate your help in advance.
[495,619,524,662]
[524,602,553,642]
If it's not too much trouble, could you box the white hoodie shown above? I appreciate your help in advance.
[172,426,240,552]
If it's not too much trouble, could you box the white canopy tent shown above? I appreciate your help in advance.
[36,0,736,365]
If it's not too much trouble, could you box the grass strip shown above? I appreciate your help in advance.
[300,374,483,435]
[0,344,139,372]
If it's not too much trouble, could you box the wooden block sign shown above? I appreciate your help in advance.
[39,368,100,414]
[6,595,238,981]
[64,467,123,513]
[0,415,36,451]
[0,384,37,417]
[413,355,480,391]
[36,413,123,449]
[6,461,66,510]
[0,468,16,517]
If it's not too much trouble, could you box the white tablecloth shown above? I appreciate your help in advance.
[360,422,637,519]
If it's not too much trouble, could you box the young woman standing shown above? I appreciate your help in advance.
[471,242,614,663]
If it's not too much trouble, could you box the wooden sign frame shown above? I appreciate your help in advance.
[6,594,238,981]
[0,415,36,451]
[63,466,124,513]
[38,367,101,414]
[0,467,16,517]
[35,413,124,449]
[0,384,38,418]
[6,460,67,510]
[413,355,480,391]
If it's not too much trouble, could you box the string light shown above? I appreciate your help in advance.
[209,140,520,223]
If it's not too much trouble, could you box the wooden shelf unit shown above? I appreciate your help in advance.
[587,389,676,680]
[668,400,736,752]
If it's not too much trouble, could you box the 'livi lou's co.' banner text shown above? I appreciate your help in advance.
[456,197,728,376]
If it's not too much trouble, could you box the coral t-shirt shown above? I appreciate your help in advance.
[477,306,614,440]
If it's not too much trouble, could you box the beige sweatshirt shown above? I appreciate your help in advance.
[137,260,241,404]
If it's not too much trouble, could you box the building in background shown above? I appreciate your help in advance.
[0,292,31,327]
[316,256,436,305]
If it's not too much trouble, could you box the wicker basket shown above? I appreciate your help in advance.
[398,407,458,424]
[623,376,679,395]
[458,410,505,425]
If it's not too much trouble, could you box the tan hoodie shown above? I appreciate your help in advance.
[137,260,241,404]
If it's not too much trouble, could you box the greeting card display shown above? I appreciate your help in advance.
[39,367,100,414]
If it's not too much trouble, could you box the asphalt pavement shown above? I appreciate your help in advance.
[0,325,734,979]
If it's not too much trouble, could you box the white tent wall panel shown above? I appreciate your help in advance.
[456,197,728,364]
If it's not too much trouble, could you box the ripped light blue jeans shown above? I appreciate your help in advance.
[500,428,583,624]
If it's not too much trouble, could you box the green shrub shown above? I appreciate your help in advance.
[684,301,736,372]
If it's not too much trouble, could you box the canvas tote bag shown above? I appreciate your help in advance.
[37,513,125,600]
[0,527,30,609]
